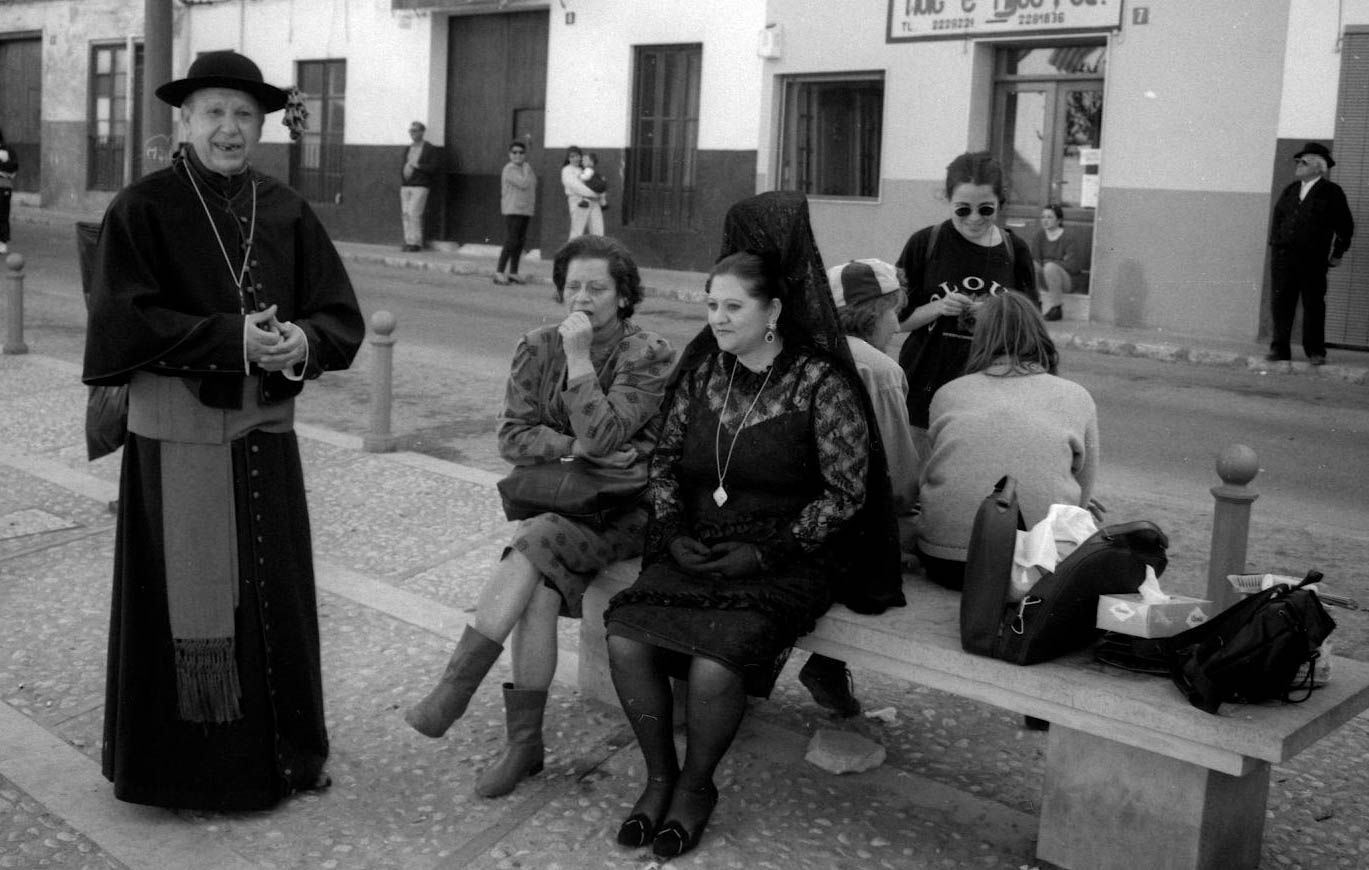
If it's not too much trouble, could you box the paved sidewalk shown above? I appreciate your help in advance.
[3,347,1369,869]
[15,202,1369,385]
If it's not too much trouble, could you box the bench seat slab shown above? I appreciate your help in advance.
[1037,725,1267,870]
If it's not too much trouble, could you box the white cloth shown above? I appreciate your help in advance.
[1009,503,1098,601]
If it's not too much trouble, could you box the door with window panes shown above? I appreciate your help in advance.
[991,44,1104,292]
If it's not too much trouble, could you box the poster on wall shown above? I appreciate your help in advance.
[888,0,1124,42]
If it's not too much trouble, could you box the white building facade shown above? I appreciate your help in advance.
[2,0,1366,347]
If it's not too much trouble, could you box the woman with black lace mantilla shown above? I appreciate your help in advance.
[603,191,905,859]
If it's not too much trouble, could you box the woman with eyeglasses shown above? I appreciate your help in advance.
[894,152,1038,457]
[494,140,537,286]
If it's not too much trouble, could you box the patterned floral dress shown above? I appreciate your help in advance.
[498,318,675,618]
[605,345,870,695]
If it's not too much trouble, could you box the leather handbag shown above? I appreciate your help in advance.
[960,476,1026,655]
[496,456,648,524]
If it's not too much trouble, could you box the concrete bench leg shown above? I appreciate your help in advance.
[578,577,689,723]
[1037,726,1268,870]
[578,581,619,707]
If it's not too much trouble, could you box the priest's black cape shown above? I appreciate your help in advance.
[82,151,363,810]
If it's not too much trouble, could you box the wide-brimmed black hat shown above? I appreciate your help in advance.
[1293,142,1335,168]
[155,51,288,114]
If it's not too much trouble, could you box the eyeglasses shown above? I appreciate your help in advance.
[953,203,998,218]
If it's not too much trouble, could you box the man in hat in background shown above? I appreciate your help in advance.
[1266,142,1355,365]
[794,258,923,718]
[82,50,364,810]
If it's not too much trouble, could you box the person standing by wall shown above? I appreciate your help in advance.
[895,152,1038,458]
[1266,142,1355,365]
[494,140,537,286]
[561,146,603,242]
[400,121,441,252]
[82,50,364,811]
[0,128,16,255]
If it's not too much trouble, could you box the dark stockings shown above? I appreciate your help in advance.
[608,636,745,835]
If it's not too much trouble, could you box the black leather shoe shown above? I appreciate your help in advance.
[1309,355,1327,366]
[616,774,676,848]
[1264,352,1291,362]
[651,784,718,859]
[799,656,861,717]
[1043,305,1063,321]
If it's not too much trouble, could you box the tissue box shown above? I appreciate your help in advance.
[1096,593,1213,638]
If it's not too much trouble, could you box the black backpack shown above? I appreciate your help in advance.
[961,476,1170,665]
[1144,572,1336,714]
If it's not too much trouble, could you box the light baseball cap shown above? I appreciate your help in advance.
[826,259,900,309]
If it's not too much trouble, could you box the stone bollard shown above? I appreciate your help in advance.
[362,310,398,453]
[1205,444,1260,613]
[4,253,27,355]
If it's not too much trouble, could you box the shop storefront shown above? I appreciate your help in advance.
[759,2,1309,342]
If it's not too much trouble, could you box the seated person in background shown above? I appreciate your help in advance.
[1030,204,1082,322]
[826,258,919,513]
[788,258,924,717]
[914,290,1098,590]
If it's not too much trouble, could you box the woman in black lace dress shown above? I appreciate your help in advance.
[603,192,904,859]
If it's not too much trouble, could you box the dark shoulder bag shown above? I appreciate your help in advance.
[960,476,1025,655]
[497,457,648,526]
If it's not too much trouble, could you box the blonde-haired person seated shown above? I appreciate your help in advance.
[913,290,1098,590]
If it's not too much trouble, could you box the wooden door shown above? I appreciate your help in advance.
[0,37,42,193]
[445,11,549,246]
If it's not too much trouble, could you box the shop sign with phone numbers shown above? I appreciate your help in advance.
[888,0,1123,42]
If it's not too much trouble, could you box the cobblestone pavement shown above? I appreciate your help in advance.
[4,206,1369,868]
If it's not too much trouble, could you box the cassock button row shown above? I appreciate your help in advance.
[259,557,265,565]
[256,535,263,543]
[253,491,260,498]
[255,514,262,521]
[251,445,259,453]
[251,469,259,477]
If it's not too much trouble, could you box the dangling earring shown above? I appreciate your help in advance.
[764,321,777,344]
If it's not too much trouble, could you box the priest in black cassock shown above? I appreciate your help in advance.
[82,50,364,811]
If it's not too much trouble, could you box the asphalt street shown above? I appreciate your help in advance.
[5,211,1369,869]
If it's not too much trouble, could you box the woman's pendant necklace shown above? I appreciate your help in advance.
[713,358,774,508]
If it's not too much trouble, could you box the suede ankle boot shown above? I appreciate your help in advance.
[474,683,547,798]
[404,625,503,738]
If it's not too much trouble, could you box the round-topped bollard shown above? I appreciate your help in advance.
[370,309,397,339]
[5,252,28,355]
[1215,443,1259,487]
[1207,444,1260,610]
[363,310,398,453]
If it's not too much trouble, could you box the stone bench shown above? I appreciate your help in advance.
[579,558,1369,870]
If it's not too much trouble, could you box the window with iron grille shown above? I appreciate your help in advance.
[779,73,884,199]
[626,44,701,230]
[290,60,346,204]
[88,43,140,191]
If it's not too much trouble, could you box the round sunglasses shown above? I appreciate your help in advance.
[953,203,999,218]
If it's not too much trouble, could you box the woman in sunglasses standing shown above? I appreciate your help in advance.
[894,151,1038,461]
